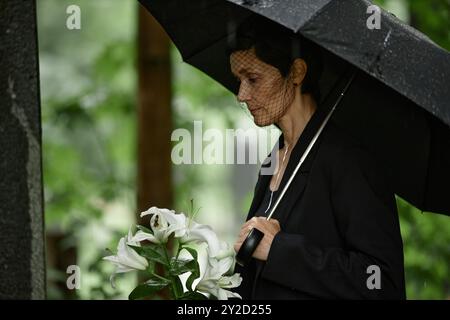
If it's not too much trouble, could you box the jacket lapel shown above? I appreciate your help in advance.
[271,141,319,226]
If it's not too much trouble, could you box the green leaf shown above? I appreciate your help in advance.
[186,268,200,292]
[136,224,153,234]
[172,276,185,299]
[169,258,197,276]
[179,291,208,300]
[183,247,198,261]
[182,247,200,291]
[128,244,168,266]
[128,278,171,300]
[145,260,156,275]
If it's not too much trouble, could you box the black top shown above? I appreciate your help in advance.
[255,185,280,218]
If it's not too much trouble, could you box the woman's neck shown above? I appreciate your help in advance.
[277,93,317,150]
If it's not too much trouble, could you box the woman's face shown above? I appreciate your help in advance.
[230,48,295,127]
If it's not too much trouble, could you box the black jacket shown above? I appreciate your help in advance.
[234,121,406,299]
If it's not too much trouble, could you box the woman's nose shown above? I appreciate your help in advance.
[237,83,251,103]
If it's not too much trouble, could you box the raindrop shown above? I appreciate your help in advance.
[258,0,274,8]
[236,0,274,8]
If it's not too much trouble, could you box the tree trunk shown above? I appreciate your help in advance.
[136,4,173,299]
[137,5,173,219]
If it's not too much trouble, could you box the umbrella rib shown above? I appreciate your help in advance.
[296,0,335,32]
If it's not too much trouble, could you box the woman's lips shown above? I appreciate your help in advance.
[249,107,261,114]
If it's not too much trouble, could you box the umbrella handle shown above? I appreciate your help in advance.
[236,227,264,267]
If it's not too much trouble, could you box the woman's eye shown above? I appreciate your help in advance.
[248,77,258,84]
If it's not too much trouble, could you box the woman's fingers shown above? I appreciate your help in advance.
[241,217,258,229]
[235,218,281,255]
[238,217,258,236]
[235,221,253,252]
[234,233,246,252]
[234,218,281,260]
[237,217,280,238]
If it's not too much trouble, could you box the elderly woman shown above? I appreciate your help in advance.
[228,16,406,299]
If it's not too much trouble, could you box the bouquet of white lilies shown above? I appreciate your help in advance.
[103,204,242,300]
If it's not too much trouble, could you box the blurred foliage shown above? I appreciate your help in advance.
[397,198,450,299]
[38,0,138,299]
[38,0,449,300]
[408,0,450,50]
[375,0,450,50]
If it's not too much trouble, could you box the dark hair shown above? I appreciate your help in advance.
[227,15,323,103]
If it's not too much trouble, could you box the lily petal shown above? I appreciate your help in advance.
[131,230,159,244]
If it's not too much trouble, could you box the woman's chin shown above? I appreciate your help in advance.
[253,117,274,127]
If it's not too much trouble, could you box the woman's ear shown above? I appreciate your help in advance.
[291,58,307,86]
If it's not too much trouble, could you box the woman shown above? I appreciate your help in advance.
[229,16,406,299]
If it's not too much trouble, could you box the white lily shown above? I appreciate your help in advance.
[132,206,188,244]
[180,219,235,261]
[134,207,232,263]
[103,229,149,287]
[180,220,219,250]
[178,244,242,300]
[211,241,236,264]
[201,274,243,300]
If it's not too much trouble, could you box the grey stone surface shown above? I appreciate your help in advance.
[0,0,46,299]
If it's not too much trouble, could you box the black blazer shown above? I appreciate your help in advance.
[234,121,406,300]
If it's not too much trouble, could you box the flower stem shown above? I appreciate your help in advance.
[150,272,170,283]
[175,240,182,261]
[162,245,180,299]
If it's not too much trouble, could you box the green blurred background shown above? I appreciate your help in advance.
[37,0,450,299]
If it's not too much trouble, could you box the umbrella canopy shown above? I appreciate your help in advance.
[139,0,450,216]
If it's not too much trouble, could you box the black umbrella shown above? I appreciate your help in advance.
[138,0,450,217]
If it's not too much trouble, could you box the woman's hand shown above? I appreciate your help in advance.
[234,217,281,261]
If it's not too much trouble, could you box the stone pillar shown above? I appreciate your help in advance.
[0,0,46,299]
